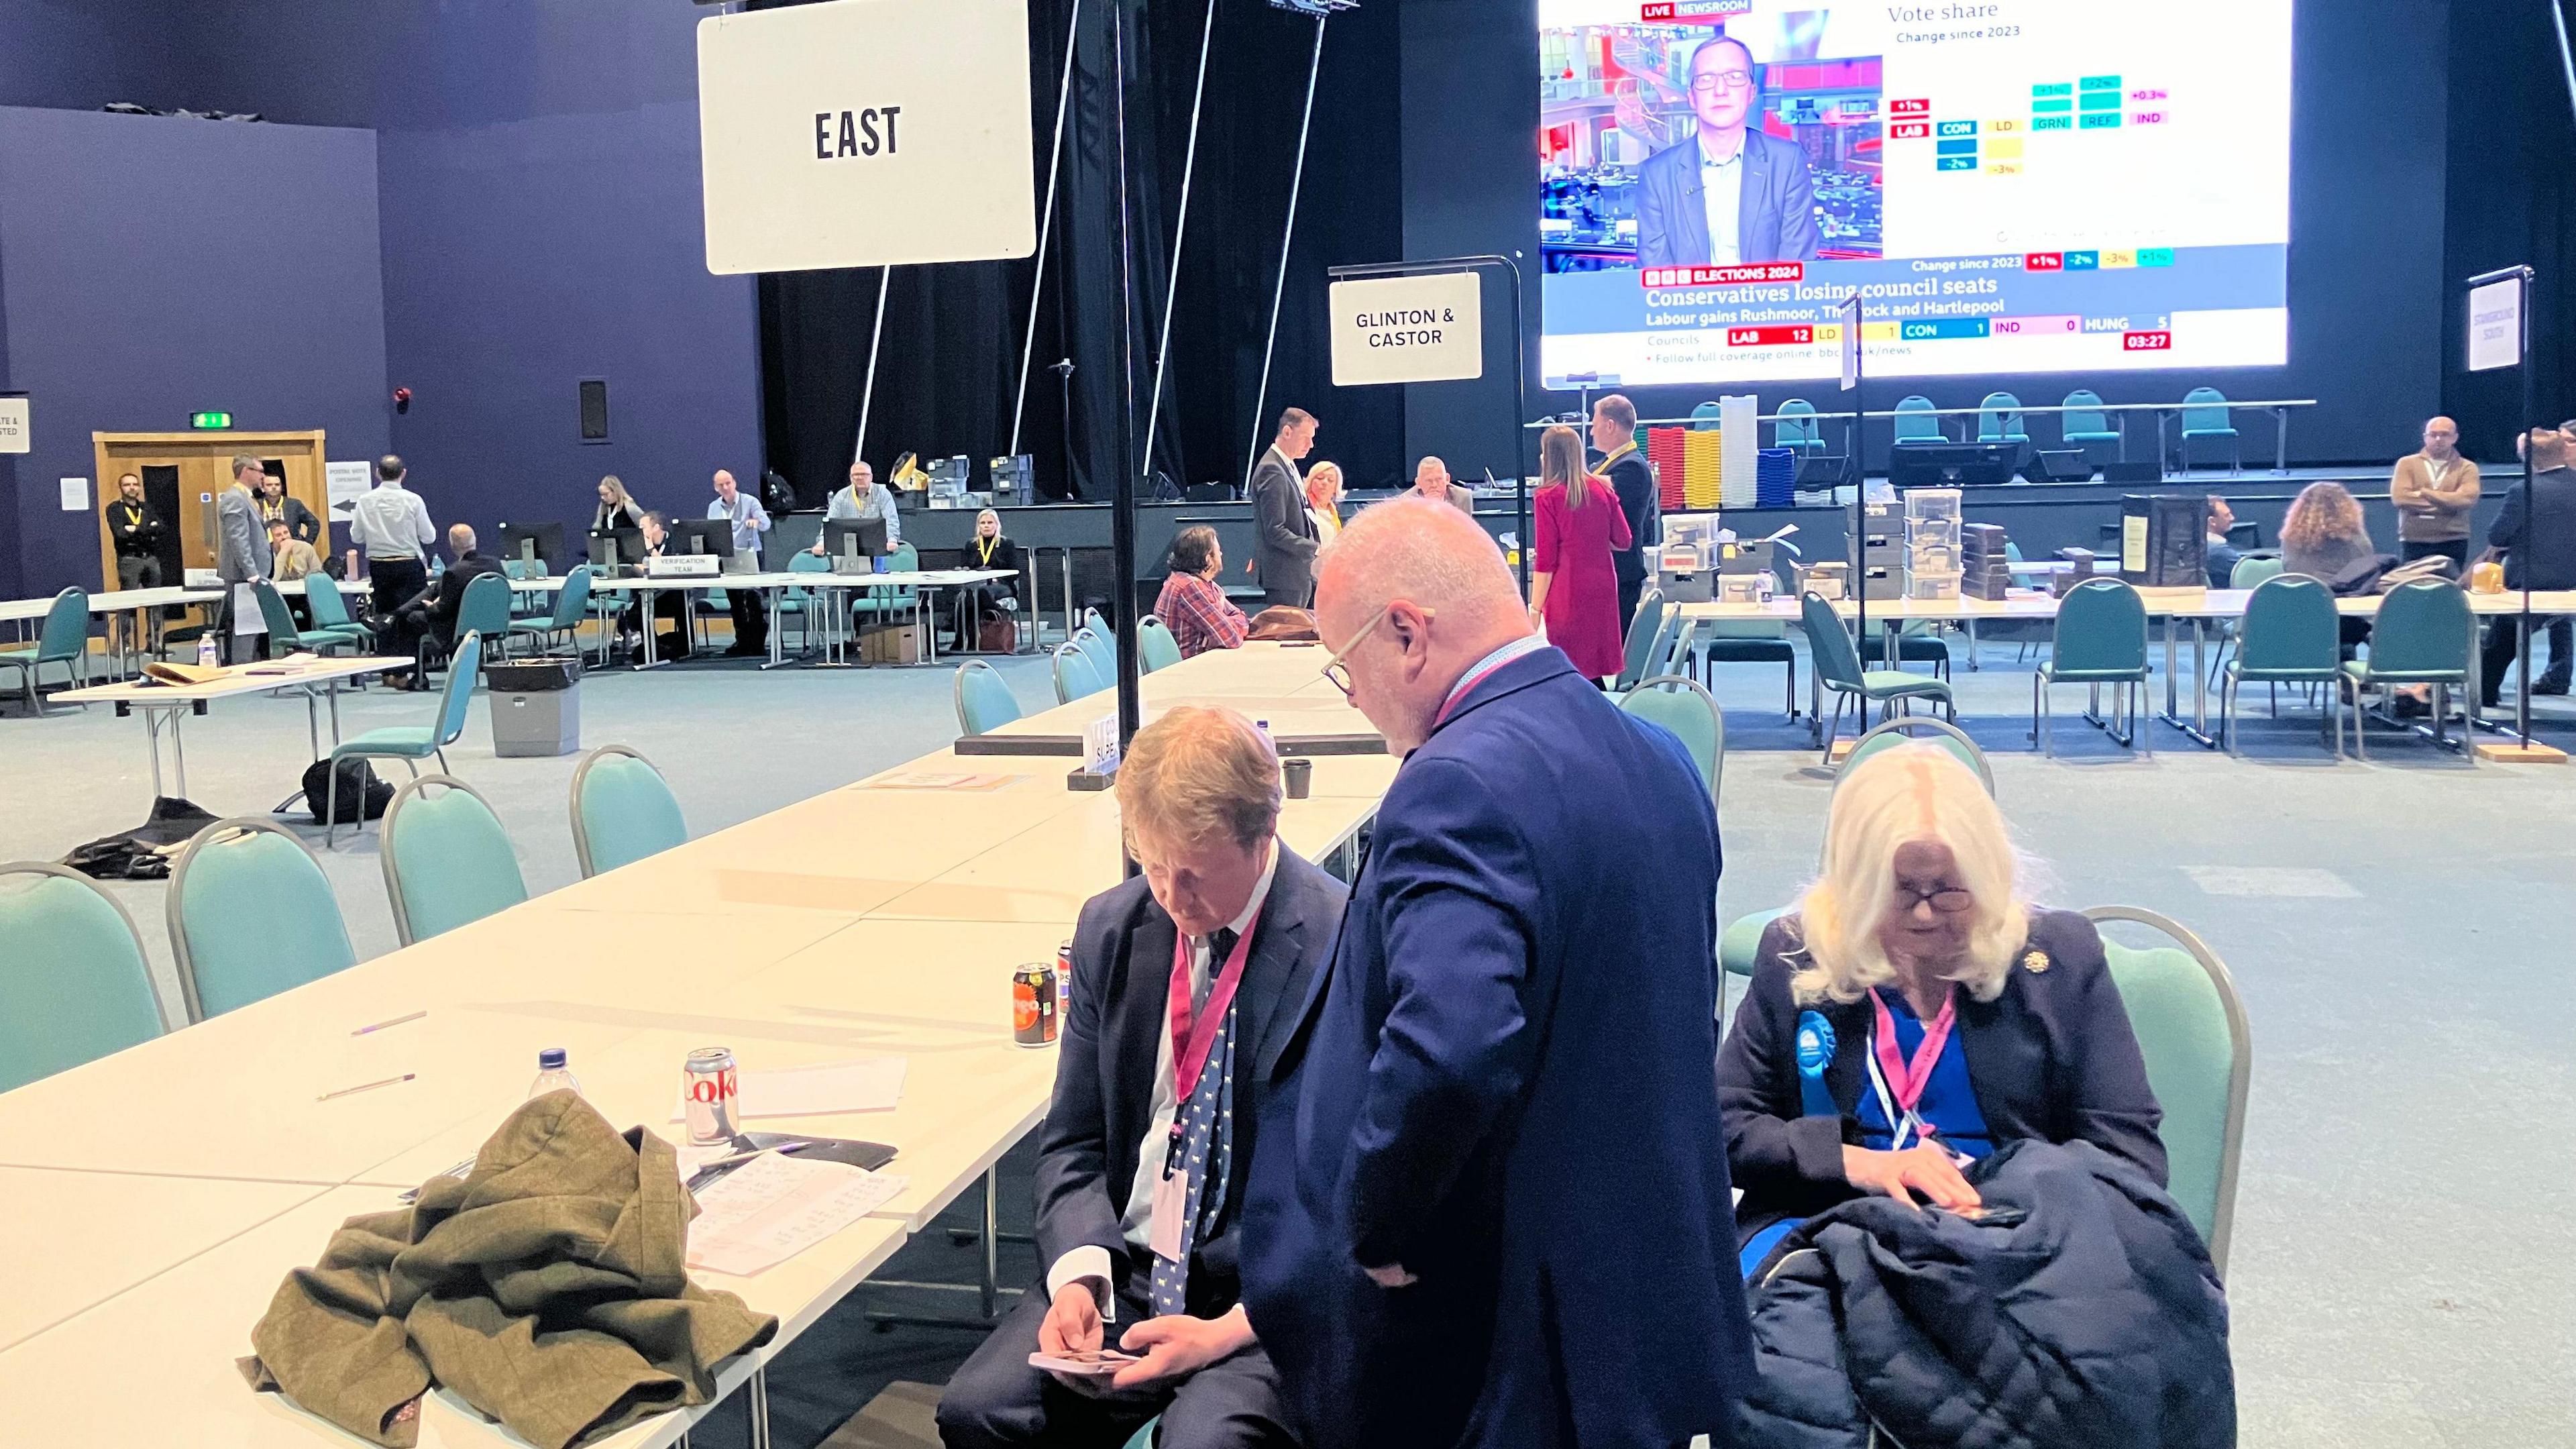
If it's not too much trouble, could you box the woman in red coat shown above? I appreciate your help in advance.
[1530,423,1634,682]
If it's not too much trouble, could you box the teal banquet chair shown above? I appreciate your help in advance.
[2178,386,2241,474]
[1892,394,1945,445]
[2082,906,2251,1273]
[1617,674,1723,804]
[853,542,924,643]
[1774,398,1826,455]
[2033,578,2149,755]
[779,551,831,653]
[1611,588,1670,692]
[301,573,375,651]
[1697,572,1799,720]
[2222,575,2345,757]
[447,572,513,666]
[166,816,358,1020]
[1976,390,2029,445]
[0,861,168,1090]
[1137,615,1184,673]
[1,586,92,714]
[2060,388,2123,458]
[2343,578,2474,761]
[1800,591,1953,761]
[1073,625,1117,682]
[1053,641,1106,704]
[1839,716,1995,796]
[571,744,690,878]
[381,775,529,945]
[506,564,593,658]
[954,659,1024,736]
[326,630,483,847]
[254,580,355,657]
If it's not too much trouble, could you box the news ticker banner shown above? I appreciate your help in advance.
[1542,245,2286,386]
[697,0,1036,275]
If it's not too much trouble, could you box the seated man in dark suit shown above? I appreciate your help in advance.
[387,523,507,690]
[2204,495,2245,588]
[936,706,1344,1449]
[2479,427,2576,704]
[1636,34,1821,269]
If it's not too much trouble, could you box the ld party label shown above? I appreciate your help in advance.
[1330,270,1484,386]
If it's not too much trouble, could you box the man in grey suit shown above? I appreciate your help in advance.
[1635,34,1820,270]
[1248,408,1321,609]
[213,454,270,662]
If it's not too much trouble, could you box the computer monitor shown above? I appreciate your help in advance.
[823,517,890,566]
[1890,441,2017,488]
[588,528,643,570]
[496,520,566,574]
[667,519,736,559]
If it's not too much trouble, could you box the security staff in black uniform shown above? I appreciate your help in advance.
[104,473,168,590]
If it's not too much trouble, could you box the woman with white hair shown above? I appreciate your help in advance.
[1717,745,2165,1263]
[1303,460,1344,544]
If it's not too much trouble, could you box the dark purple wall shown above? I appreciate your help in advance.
[179,0,763,549]
[0,105,388,596]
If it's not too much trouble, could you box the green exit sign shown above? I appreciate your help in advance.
[189,411,233,429]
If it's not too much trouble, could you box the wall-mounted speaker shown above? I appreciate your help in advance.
[578,378,609,442]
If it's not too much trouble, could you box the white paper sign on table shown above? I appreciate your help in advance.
[685,1153,908,1277]
[669,1056,906,1123]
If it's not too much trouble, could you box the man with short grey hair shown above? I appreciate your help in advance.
[936,705,1340,1449]
[708,468,771,657]
[213,455,270,662]
[2391,415,2481,570]
[1409,455,1475,515]
[352,453,436,621]
[386,521,506,690]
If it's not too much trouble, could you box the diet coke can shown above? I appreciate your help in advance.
[682,1046,740,1145]
[1014,963,1059,1047]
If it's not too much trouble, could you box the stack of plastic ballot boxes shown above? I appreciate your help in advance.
[1961,523,2012,600]
[1902,488,1963,601]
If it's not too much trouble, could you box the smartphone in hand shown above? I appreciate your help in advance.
[1028,1350,1140,1377]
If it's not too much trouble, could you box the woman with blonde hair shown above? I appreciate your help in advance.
[1527,423,1632,682]
[592,475,645,534]
[1303,460,1345,544]
[1717,745,2164,1263]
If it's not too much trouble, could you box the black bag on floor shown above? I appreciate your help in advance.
[303,758,394,824]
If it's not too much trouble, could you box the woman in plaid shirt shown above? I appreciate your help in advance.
[1155,525,1250,658]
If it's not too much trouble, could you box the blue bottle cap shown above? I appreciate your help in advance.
[537,1047,567,1070]
[1794,1012,1835,1079]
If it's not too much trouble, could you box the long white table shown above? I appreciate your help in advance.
[590,568,1016,670]
[0,641,1391,1448]
[54,655,414,803]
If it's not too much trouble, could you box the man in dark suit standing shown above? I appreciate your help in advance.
[1636,34,1821,269]
[2479,427,2576,705]
[937,706,1343,1449]
[1594,393,1658,634]
[1248,408,1321,608]
[1245,498,1753,1449]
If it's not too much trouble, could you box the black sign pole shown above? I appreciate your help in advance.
[1326,254,1532,596]
[2466,264,2538,752]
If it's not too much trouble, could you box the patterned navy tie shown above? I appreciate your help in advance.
[1149,932,1240,1319]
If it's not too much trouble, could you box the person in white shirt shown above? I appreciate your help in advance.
[932,707,1344,1449]
[350,454,437,620]
[707,469,771,657]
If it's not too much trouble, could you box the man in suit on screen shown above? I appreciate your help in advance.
[1636,34,1821,269]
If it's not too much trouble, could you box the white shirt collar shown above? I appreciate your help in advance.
[1699,131,1748,170]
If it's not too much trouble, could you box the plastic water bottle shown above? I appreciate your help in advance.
[528,1047,581,1099]
[197,631,217,669]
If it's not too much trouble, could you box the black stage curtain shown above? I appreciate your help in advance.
[2441,0,2576,458]
[757,0,1404,506]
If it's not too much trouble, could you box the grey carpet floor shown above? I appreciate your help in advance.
[2,639,2568,1447]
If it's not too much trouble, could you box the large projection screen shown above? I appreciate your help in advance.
[1536,0,2294,388]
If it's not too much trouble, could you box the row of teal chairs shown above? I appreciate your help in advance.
[1050,614,1184,706]
[1867,386,2240,470]
[0,744,691,1094]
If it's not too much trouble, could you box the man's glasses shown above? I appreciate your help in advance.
[1895,883,1976,915]
[1690,69,1755,94]
[1320,603,1431,700]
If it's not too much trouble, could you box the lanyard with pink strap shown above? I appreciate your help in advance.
[1865,985,1957,1152]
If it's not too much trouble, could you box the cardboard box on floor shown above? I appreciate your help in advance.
[860,622,926,665]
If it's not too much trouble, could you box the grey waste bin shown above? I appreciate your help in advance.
[486,656,582,758]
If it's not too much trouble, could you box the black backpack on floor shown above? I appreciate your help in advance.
[303,758,394,824]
